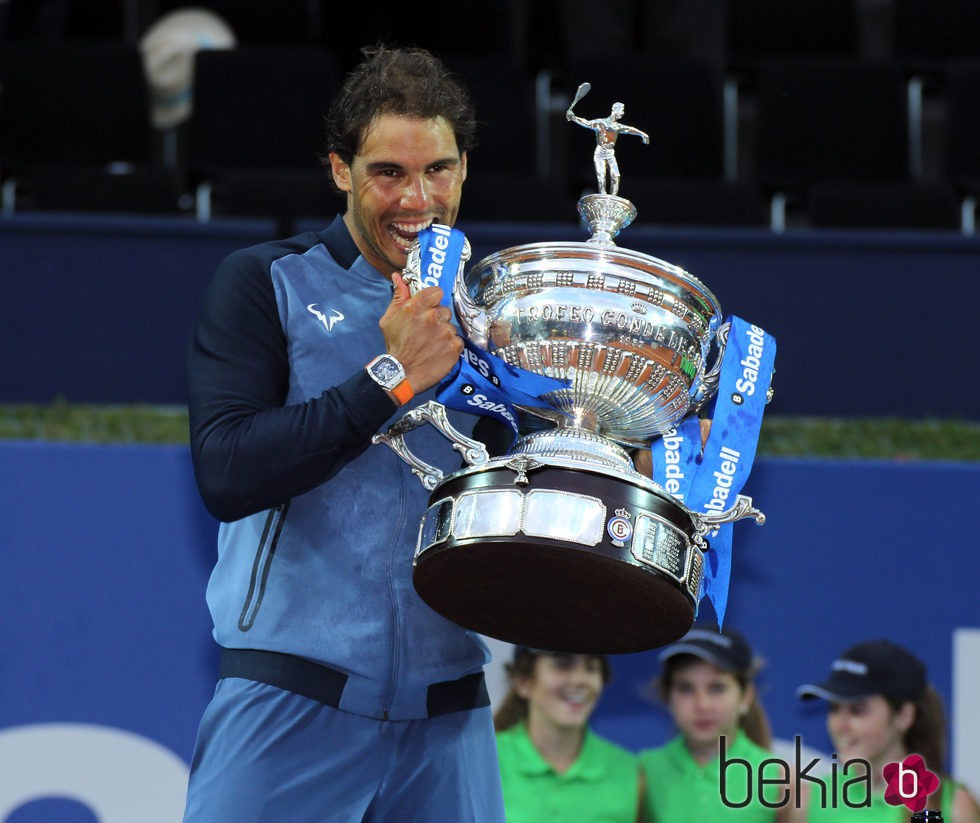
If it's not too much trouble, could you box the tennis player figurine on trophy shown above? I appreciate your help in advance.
[567,82,650,197]
[373,83,777,654]
[567,82,650,244]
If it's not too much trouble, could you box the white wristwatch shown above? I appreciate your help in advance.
[366,354,414,406]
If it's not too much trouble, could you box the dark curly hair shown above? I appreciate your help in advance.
[321,44,477,173]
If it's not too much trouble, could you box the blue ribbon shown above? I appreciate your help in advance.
[650,316,776,625]
[411,223,469,305]
[414,224,568,435]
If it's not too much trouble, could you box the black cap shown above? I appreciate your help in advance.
[511,646,547,663]
[657,626,754,673]
[510,646,612,681]
[797,639,927,703]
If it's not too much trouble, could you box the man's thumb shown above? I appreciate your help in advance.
[390,272,411,305]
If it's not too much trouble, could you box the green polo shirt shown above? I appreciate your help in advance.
[496,721,641,823]
[639,733,781,822]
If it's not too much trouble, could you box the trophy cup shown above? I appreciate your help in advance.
[373,85,769,654]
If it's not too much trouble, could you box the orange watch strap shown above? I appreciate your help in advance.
[390,379,414,406]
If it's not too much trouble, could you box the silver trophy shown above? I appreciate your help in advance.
[374,84,765,654]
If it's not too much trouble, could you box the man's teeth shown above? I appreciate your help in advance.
[390,219,434,245]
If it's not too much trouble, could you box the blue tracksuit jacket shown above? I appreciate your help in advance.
[186,215,490,721]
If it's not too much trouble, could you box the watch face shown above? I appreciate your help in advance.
[370,355,404,389]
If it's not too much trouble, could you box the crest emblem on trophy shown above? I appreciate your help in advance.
[373,84,776,653]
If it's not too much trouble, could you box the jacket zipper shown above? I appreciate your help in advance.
[237,502,290,631]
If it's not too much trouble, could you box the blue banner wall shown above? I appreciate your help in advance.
[3,214,979,417]
[1,442,978,820]
[1,443,217,822]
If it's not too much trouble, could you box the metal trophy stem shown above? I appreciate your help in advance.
[578,194,637,245]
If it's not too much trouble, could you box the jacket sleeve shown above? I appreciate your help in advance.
[186,247,396,522]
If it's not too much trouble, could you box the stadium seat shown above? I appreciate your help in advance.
[442,54,577,223]
[0,42,181,214]
[752,57,956,229]
[186,46,342,233]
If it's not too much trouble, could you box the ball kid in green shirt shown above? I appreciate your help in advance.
[639,626,796,822]
[494,646,645,823]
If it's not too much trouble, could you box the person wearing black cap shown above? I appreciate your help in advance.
[493,646,645,823]
[797,639,980,823]
[638,625,793,822]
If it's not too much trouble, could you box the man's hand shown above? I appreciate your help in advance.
[632,419,713,478]
[633,448,653,478]
[379,273,463,394]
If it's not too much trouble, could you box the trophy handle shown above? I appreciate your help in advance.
[401,242,425,295]
[690,494,766,536]
[452,277,489,349]
[402,227,487,349]
[690,321,775,413]
[691,320,730,411]
[372,400,491,491]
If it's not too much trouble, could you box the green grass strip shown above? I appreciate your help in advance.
[2,403,977,461]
